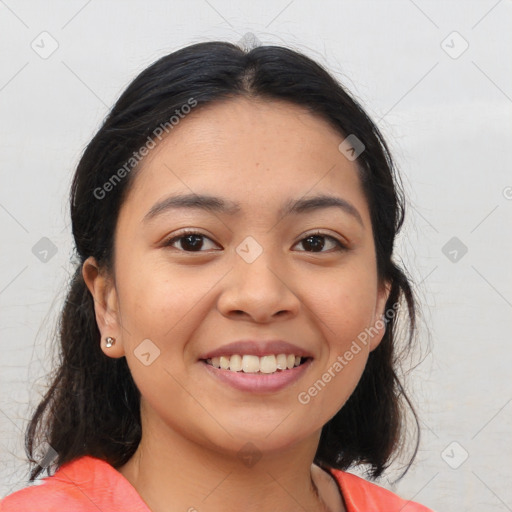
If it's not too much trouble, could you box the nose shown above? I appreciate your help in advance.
[216,246,301,323]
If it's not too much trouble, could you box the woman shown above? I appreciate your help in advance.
[1,41,433,511]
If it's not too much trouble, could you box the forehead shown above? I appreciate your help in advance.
[120,97,370,224]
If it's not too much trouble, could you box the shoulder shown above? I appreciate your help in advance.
[0,456,150,512]
[330,469,435,512]
[1,478,84,512]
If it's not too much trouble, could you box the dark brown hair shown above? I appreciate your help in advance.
[26,41,420,481]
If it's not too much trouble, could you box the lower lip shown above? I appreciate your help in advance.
[200,359,313,393]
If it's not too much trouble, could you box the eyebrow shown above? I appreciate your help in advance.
[142,192,364,227]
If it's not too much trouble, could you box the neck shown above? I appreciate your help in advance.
[117,407,344,512]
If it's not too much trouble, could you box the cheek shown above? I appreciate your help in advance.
[116,262,224,362]
[294,264,378,413]
[303,262,379,344]
[116,266,214,422]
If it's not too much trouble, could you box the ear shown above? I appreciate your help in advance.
[82,256,125,358]
[368,279,392,352]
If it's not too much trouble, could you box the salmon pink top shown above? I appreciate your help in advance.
[1,455,434,511]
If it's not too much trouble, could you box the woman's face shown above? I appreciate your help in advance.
[89,97,389,457]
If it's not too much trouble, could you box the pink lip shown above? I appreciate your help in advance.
[201,358,313,393]
[199,339,313,360]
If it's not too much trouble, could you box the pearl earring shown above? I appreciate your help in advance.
[105,337,116,348]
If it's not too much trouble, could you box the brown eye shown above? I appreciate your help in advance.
[164,231,220,252]
[294,233,345,253]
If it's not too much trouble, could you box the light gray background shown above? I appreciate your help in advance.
[1,1,511,510]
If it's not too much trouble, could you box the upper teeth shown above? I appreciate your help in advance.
[206,354,302,373]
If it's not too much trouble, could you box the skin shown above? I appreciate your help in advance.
[83,97,390,512]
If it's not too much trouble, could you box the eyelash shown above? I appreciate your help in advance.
[162,229,347,253]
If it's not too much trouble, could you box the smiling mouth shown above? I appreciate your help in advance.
[202,354,311,374]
